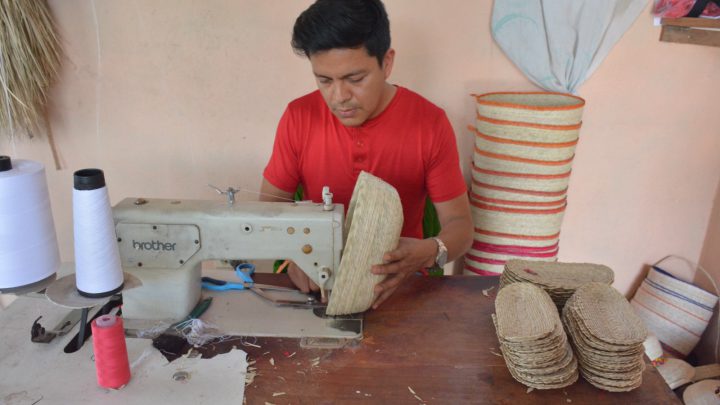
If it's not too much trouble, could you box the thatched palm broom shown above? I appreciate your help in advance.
[0,0,61,164]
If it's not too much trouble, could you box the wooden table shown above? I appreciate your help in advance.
[198,275,680,404]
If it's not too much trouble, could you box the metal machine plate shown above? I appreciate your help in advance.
[116,223,200,269]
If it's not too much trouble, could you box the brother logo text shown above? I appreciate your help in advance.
[132,240,177,251]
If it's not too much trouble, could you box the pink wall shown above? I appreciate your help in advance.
[695,178,720,363]
[1,1,719,296]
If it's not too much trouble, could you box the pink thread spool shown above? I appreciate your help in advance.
[91,315,131,389]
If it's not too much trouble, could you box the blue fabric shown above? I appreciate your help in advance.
[491,0,646,94]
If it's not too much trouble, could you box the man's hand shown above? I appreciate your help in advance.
[287,261,328,303]
[370,237,437,309]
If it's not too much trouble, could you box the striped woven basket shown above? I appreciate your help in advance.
[474,92,585,125]
[464,256,505,275]
[471,178,567,204]
[472,227,560,248]
[467,248,557,264]
[472,164,571,193]
[630,257,719,358]
[476,114,581,143]
[466,92,585,277]
[473,126,578,162]
[471,202,566,236]
[469,190,567,211]
[473,146,575,176]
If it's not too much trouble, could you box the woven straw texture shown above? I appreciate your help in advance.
[474,129,578,162]
[476,114,581,143]
[495,283,558,342]
[471,179,567,204]
[472,165,571,193]
[464,258,503,275]
[471,205,566,236]
[630,266,718,356]
[325,171,403,316]
[568,283,647,345]
[474,92,585,125]
[562,282,648,392]
[472,228,560,248]
[493,283,578,389]
[470,191,568,211]
[466,92,584,278]
[501,260,614,310]
[473,147,575,176]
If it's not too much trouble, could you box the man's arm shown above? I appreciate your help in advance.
[370,193,473,308]
[259,179,294,202]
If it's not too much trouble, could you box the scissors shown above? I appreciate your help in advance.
[201,263,295,292]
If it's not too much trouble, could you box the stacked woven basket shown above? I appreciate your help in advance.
[465,92,585,275]
[493,261,649,392]
[562,283,648,392]
[494,283,579,389]
[500,260,615,310]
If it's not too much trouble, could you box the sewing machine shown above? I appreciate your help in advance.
[113,187,344,324]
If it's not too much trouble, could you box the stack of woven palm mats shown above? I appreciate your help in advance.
[500,259,615,310]
[493,283,579,389]
[464,92,585,275]
[562,283,648,392]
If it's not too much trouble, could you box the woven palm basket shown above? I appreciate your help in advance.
[474,127,578,162]
[464,257,504,275]
[470,190,567,211]
[494,283,578,389]
[472,164,571,194]
[563,283,647,346]
[471,204,566,237]
[501,260,615,309]
[471,178,567,204]
[561,283,648,392]
[495,283,559,343]
[468,247,558,264]
[473,146,575,176]
[472,227,560,248]
[473,92,585,126]
[476,114,581,143]
[325,171,403,316]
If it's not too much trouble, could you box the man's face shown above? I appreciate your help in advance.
[309,47,395,127]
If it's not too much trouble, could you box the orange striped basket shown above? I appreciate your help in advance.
[471,178,567,204]
[471,164,571,194]
[473,92,585,125]
[473,126,578,162]
[465,91,585,277]
[476,113,581,143]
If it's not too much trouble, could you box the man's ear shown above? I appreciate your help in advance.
[382,48,395,79]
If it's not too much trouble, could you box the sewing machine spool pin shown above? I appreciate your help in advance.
[208,184,240,206]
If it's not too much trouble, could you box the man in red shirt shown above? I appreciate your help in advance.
[261,0,472,309]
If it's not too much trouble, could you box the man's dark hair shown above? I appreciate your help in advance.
[291,0,391,66]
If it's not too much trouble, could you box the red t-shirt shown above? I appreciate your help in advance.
[263,86,466,238]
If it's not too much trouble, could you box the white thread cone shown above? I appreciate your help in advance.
[0,157,60,290]
[73,169,123,296]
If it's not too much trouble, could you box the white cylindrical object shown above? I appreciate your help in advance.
[0,158,60,289]
[73,169,124,297]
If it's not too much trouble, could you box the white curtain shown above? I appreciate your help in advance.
[491,0,647,94]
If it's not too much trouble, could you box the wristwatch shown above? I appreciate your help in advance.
[431,237,448,268]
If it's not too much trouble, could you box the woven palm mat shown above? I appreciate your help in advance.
[561,282,647,392]
[493,283,577,389]
[500,260,614,310]
[325,171,403,316]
